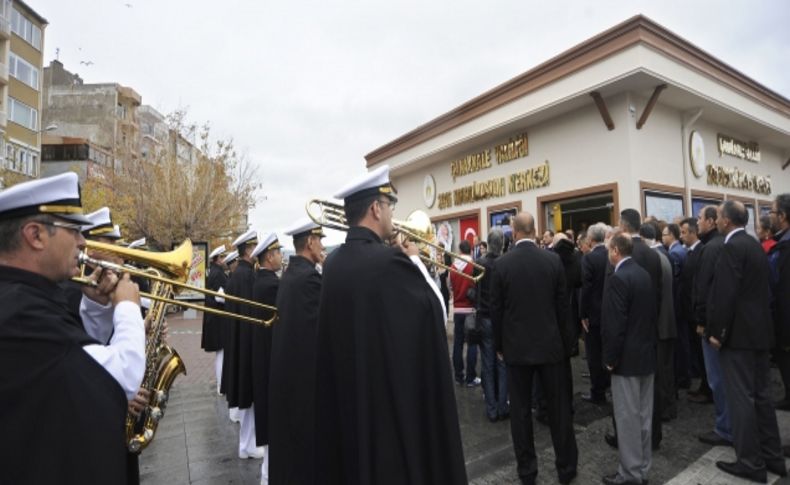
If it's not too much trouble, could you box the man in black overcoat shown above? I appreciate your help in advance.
[268,219,324,485]
[600,233,657,485]
[202,245,228,394]
[313,165,466,485]
[580,222,610,404]
[707,201,786,482]
[769,194,790,417]
[491,211,577,485]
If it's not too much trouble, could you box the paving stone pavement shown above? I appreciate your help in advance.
[140,313,790,484]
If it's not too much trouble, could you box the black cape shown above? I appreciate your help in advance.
[251,268,278,446]
[0,265,128,485]
[268,256,321,485]
[314,227,467,485]
[221,259,256,407]
[201,262,227,351]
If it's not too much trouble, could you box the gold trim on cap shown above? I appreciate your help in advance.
[379,186,393,194]
[266,241,281,251]
[89,227,116,236]
[39,205,84,214]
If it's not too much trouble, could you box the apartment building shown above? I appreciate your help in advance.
[0,0,47,185]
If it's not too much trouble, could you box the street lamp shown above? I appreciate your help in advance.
[39,123,58,133]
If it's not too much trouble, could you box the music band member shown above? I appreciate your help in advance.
[313,165,467,484]
[269,219,325,485]
[0,173,144,484]
[202,245,228,395]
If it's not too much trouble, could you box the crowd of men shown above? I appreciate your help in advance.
[1,166,789,485]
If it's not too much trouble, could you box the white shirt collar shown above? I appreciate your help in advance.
[688,240,701,251]
[515,238,535,247]
[725,227,745,244]
[615,256,632,272]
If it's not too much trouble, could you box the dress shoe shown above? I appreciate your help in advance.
[715,460,767,483]
[697,431,732,447]
[687,393,713,404]
[558,469,577,484]
[766,460,787,477]
[239,447,265,459]
[604,432,618,449]
[601,472,642,485]
[582,393,607,405]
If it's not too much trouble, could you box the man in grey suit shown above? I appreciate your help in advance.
[601,233,657,485]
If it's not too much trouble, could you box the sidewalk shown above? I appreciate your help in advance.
[140,312,790,485]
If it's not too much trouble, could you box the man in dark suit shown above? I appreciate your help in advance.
[663,223,690,390]
[606,209,662,449]
[693,205,733,447]
[679,218,711,402]
[491,212,577,485]
[580,222,610,404]
[707,200,786,482]
[769,194,790,419]
[601,233,657,485]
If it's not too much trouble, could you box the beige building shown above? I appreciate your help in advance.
[0,0,47,184]
[366,15,790,247]
[42,60,141,170]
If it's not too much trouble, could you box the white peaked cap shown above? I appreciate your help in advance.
[251,232,281,259]
[231,229,257,248]
[284,218,325,238]
[222,250,239,264]
[0,172,92,224]
[128,237,146,249]
[332,164,397,203]
[209,245,227,259]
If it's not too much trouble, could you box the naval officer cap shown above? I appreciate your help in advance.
[222,250,239,265]
[127,237,146,249]
[83,207,121,239]
[0,172,92,224]
[209,245,226,259]
[333,164,397,204]
[284,218,325,240]
[251,232,282,259]
[231,229,258,249]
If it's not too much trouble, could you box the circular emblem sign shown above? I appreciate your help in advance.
[423,174,436,208]
[689,131,706,178]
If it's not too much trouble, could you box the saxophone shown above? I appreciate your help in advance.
[125,271,187,453]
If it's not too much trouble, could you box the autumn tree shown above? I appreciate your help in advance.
[83,109,259,250]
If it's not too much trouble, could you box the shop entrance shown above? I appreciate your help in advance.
[539,184,618,237]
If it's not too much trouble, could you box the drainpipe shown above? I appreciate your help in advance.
[681,108,703,216]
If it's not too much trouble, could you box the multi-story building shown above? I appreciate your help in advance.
[138,104,168,160]
[42,60,141,170]
[40,134,115,182]
[0,0,47,185]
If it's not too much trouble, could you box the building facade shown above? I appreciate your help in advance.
[0,0,46,185]
[366,16,790,248]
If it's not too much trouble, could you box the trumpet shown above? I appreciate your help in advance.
[74,240,277,326]
[306,199,485,283]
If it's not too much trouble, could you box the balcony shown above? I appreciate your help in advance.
[0,110,6,128]
[0,61,7,84]
[0,16,9,40]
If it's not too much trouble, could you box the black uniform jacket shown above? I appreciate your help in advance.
[679,242,703,327]
[251,268,277,446]
[580,244,608,328]
[0,266,128,484]
[491,240,569,365]
[770,230,790,349]
[601,258,658,376]
[694,229,725,329]
[268,255,321,485]
[707,229,773,350]
[313,227,467,485]
[201,262,227,351]
[631,236,662,321]
[221,259,256,407]
[474,252,498,318]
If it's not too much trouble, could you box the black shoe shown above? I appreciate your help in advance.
[582,393,607,405]
[487,415,498,423]
[697,431,733,447]
[715,460,767,483]
[559,470,577,484]
[677,379,691,389]
[773,398,790,411]
[766,460,787,477]
[535,412,548,425]
[601,472,642,485]
[604,432,618,449]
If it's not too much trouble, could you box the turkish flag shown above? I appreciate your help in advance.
[459,216,479,247]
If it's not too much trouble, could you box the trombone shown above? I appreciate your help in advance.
[306,199,485,283]
[73,240,277,326]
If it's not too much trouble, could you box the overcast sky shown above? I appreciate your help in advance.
[37,0,790,248]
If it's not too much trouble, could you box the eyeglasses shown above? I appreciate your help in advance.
[377,198,396,210]
[37,220,84,235]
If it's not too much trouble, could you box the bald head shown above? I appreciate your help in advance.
[512,211,536,239]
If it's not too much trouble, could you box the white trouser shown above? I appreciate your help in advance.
[239,406,257,454]
[214,350,224,394]
[229,406,241,423]
[260,445,269,484]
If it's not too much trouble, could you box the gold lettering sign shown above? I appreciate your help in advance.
[717,134,760,163]
[450,149,491,181]
[509,161,550,194]
[438,191,453,210]
[452,177,506,206]
[706,164,771,195]
[495,132,529,164]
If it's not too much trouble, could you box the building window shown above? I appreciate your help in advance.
[10,8,42,50]
[5,143,38,177]
[8,97,38,131]
[9,53,39,90]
